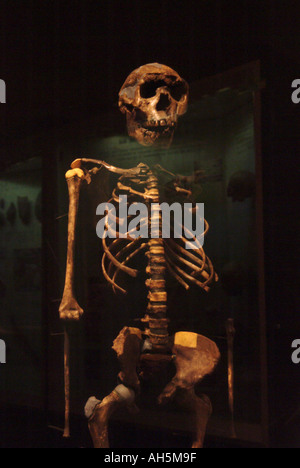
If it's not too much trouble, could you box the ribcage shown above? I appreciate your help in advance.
[100,164,218,295]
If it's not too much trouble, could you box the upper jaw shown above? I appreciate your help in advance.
[141,118,176,131]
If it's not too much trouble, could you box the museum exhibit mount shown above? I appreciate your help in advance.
[58,63,223,448]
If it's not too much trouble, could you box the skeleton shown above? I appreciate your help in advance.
[59,63,220,447]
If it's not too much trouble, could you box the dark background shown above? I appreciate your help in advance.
[0,0,299,448]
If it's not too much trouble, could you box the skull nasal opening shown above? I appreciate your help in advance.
[156,93,171,111]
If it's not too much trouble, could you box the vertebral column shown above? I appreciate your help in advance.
[144,172,169,352]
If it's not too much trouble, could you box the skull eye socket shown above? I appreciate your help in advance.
[140,79,187,102]
[140,80,168,98]
[169,81,187,101]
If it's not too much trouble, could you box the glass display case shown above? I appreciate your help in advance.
[0,158,43,413]
[45,61,268,448]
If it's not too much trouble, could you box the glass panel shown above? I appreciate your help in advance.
[0,158,43,412]
[52,64,266,447]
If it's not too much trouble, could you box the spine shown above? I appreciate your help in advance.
[143,172,170,352]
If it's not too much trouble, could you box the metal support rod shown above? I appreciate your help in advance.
[63,325,70,438]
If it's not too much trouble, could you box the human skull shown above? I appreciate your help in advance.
[118,63,188,148]
[227,170,256,202]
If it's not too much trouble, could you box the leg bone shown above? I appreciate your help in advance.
[85,327,142,448]
[174,388,212,448]
[86,385,135,448]
[158,331,220,447]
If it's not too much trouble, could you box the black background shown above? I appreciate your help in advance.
[0,0,299,448]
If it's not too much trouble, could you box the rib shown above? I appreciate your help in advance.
[106,238,139,276]
[102,235,138,277]
[104,214,148,240]
[165,256,190,290]
[104,223,136,241]
[168,237,216,284]
[118,174,148,185]
[164,241,211,282]
[173,184,192,197]
[171,220,206,265]
[111,242,147,293]
[164,250,211,292]
[192,255,218,282]
[172,218,207,251]
[167,224,207,269]
[101,253,127,294]
[111,188,120,203]
[167,238,207,272]
[117,181,151,200]
[106,201,128,229]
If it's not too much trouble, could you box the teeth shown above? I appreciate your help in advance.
[143,119,175,128]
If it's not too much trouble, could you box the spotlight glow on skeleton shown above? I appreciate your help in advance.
[59,63,219,448]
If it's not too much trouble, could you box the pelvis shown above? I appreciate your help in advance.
[112,327,220,405]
